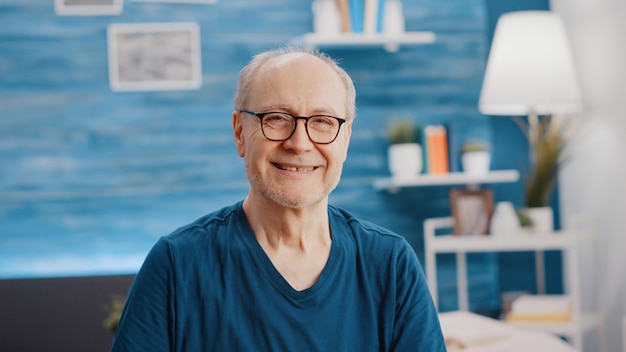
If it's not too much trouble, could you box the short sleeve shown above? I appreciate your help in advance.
[391,242,446,351]
[110,238,175,352]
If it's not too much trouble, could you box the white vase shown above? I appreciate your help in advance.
[490,201,521,236]
[461,151,491,176]
[388,143,422,179]
[522,206,554,234]
[312,0,341,35]
[383,0,405,36]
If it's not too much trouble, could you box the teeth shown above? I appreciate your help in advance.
[283,166,314,172]
[275,163,315,172]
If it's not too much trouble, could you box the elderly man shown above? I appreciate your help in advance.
[111,47,445,351]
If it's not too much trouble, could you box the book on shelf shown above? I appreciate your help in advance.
[376,0,385,32]
[424,125,450,174]
[336,0,351,32]
[363,0,386,34]
[363,0,378,34]
[506,311,572,323]
[445,122,460,173]
[505,294,572,323]
[348,0,364,33]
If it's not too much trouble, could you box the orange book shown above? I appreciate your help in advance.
[336,0,351,33]
[425,125,450,174]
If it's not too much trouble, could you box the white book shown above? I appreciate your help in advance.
[363,0,379,34]
[511,294,571,314]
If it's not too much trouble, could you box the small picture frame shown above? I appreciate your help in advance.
[107,22,202,92]
[450,189,494,235]
[55,0,123,16]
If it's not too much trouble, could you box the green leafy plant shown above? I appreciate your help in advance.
[515,207,534,227]
[103,294,126,334]
[388,120,416,144]
[519,114,569,208]
[461,141,489,153]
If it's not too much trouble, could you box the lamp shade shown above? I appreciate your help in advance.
[478,11,583,116]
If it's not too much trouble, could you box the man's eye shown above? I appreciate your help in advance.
[310,116,336,127]
[265,113,291,123]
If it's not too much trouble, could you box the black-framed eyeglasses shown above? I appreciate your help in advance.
[240,109,347,144]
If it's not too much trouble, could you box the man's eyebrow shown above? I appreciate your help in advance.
[253,105,340,116]
[253,105,289,112]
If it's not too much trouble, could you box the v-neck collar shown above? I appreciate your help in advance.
[235,202,342,304]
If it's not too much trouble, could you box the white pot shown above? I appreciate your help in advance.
[461,151,491,176]
[522,206,554,234]
[388,143,422,179]
[490,201,521,236]
[383,0,405,35]
[312,0,341,35]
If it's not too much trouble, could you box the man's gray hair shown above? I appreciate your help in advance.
[233,46,356,120]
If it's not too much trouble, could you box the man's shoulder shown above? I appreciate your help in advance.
[164,201,244,242]
[329,205,421,274]
[329,205,407,246]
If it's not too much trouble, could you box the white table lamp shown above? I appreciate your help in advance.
[479,11,583,195]
[479,11,583,117]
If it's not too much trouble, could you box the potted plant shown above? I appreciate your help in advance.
[460,141,491,176]
[387,119,422,178]
[103,294,126,334]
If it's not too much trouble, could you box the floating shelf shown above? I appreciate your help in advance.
[290,31,436,52]
[373,169,520,191]
[426,230,579,252]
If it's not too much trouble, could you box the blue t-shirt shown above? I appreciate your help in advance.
[111,202,445,351]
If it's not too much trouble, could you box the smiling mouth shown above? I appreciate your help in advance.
[273,163,317,172]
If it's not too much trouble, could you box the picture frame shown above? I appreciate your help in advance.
[450,188,494,235]
[107,22,202,92]
[131,0,217,3]
[55,0,123,16]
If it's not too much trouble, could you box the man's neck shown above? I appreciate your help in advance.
[242,194,331,248]
[242,194,332,291]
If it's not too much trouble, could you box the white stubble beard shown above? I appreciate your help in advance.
[244,161,342,209]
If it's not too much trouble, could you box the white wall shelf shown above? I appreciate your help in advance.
[373,169,520,192]
[290,31,436,52]
[423,216,601,352]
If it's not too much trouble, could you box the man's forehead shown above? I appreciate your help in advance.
[259,53,327,76]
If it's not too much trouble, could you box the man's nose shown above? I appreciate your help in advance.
[283,119,314,150]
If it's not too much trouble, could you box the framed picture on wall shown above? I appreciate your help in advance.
[55,0,123,16]
[107,22,202,92]
[131,0,217,3]
[450,188,494,235]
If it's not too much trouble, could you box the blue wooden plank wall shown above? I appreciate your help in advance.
[0,0,501,312]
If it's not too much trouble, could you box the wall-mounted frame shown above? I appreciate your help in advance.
[131,0,217,3]
[450,188,494,235]
[107,22,202,92]
[55,0,123,16]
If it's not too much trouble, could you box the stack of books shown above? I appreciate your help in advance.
[335,0,387,34]
[506,294,572,323]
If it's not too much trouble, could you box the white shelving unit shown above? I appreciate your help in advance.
[373,169,520,192]
[290,31,436,52]
[423,216,601,352]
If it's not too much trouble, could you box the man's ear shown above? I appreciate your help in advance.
[233,111,245,157]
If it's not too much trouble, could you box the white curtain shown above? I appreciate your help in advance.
[552,0,626,351]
